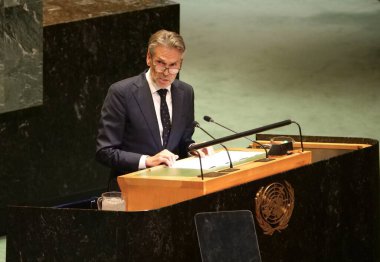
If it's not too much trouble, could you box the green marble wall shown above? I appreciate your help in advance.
[0,0,4,106]
[0,0,43,114]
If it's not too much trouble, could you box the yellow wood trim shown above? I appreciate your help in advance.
[117,149,312,211]
[256,140,371,150]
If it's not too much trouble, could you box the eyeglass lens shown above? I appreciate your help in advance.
[155,65,180,74]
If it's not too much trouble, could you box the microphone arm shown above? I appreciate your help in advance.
[204,115,269,158]
[204,116,235,134]
[291,121,304,152]
[194,121,234,169]
[191,149,204,180]
[189,119,292,151]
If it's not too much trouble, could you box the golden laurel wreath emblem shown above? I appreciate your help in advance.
[255,181,295,235]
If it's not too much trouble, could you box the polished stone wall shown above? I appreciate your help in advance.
[0,0,179,234]
[0,0,4,106]
[0,0,43,114]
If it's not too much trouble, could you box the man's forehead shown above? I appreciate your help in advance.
[153,54,182,64]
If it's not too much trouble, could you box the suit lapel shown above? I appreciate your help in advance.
[167,82,184,149]
[132,73,162,150]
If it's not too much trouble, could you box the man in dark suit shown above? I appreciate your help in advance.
[96,30,196,182]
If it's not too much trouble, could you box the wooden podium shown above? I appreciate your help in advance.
[117,149,312,211]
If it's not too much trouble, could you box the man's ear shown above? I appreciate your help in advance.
[146,51,151,66]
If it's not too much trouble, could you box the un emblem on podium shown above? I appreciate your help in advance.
[255,181,295,235]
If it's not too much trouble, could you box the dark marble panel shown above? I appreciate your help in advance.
[6,136,380,261]
[44,0,177,26]
[1,0,43,114]
[1,0,4,106]
[0,2,179,234]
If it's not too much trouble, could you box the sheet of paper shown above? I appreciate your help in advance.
[172,150,263,169]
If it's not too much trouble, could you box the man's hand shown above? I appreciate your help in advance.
[146,149,179,167]
[190,146,215,157]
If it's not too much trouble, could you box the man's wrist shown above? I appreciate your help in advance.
[138,155,149,170]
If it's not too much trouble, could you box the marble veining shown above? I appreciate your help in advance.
[44,0,177,26]
[1,0,42,113]
[1,0,5,106]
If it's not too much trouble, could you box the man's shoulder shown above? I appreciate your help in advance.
[111,72,146,91]
[109,73,146,96]
[173,79,193,91]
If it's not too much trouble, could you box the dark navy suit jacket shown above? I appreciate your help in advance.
[96,71,195,177]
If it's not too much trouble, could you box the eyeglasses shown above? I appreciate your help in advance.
[153,63,181,75]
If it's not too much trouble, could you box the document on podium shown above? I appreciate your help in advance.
[172,150,263,170]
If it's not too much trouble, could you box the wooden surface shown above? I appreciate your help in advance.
[257,140,371,150]
[117,148,312,211]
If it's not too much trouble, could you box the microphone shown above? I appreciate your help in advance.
[189,119,304,160]
[193,121,237,170]
[203,115,270,160]
[188,119,292,151]
[204,116,239,135]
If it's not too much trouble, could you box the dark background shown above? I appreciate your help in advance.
[0,2,180,234]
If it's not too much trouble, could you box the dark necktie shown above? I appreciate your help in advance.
[157,89,171,148]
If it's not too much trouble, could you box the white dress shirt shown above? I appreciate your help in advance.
[138,69,173,169]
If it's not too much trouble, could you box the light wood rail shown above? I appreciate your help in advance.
[118,148,312,211]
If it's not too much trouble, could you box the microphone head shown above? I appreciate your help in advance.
[203,115,213,122]
[193,121,200,127]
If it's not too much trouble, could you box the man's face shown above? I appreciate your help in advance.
[147,45,183,88]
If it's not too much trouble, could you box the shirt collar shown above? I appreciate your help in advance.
[146,69,171,94]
